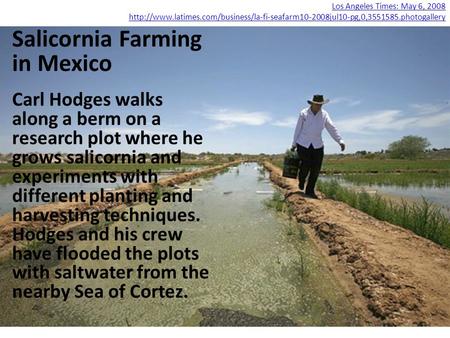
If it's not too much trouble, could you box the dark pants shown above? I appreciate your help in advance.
[296,144,324,193]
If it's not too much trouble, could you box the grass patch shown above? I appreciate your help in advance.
[271,157,450,174]
[298,252,309,281]
[317,179,450,248]
[337,172,450,188]
[153,184,166,201]
[286,204,295,219]
[264,191,285,212]
[263,190,309,242]
[322,158,450,173]
[23,239,45,251]
[0,174,12,185]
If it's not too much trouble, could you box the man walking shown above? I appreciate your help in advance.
[291,95,345,199]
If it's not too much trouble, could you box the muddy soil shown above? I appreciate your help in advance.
[263,161,450,326]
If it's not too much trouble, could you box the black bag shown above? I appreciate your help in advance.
[282,149,299,179]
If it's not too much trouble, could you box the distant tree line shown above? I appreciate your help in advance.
[353,135,432,160]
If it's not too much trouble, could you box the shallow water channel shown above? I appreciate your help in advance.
[0,163,358,326]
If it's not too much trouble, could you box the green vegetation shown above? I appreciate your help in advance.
[322,158,450,173]
[264,191,285,212]
[23,239,45,251]
[263,190,310,280]
[286,204,294,219]
[264,190,309,241]
[272,157,450,174]
[337,172,450,188]
[153,184,167,201]
[0,174,11,185]
[298,252,308,281]
[316,179,450,248]
[269,147,450,175]
[388,135,430,160]
[257,167,266,181]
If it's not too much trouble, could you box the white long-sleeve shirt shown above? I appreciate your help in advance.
[292,107,344,149]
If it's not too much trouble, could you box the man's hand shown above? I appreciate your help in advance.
[340,143,346,152]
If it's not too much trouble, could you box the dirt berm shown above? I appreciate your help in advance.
[263,161,450,326]
[0,160,240,260]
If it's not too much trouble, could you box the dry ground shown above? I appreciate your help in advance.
[264,161,450,326]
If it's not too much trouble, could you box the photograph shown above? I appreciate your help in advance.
[0,2,449,337]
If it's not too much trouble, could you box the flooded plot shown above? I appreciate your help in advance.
[0,163,358,326]
[320,174,450,215]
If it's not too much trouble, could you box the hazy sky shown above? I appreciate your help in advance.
[1,27,449,154]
